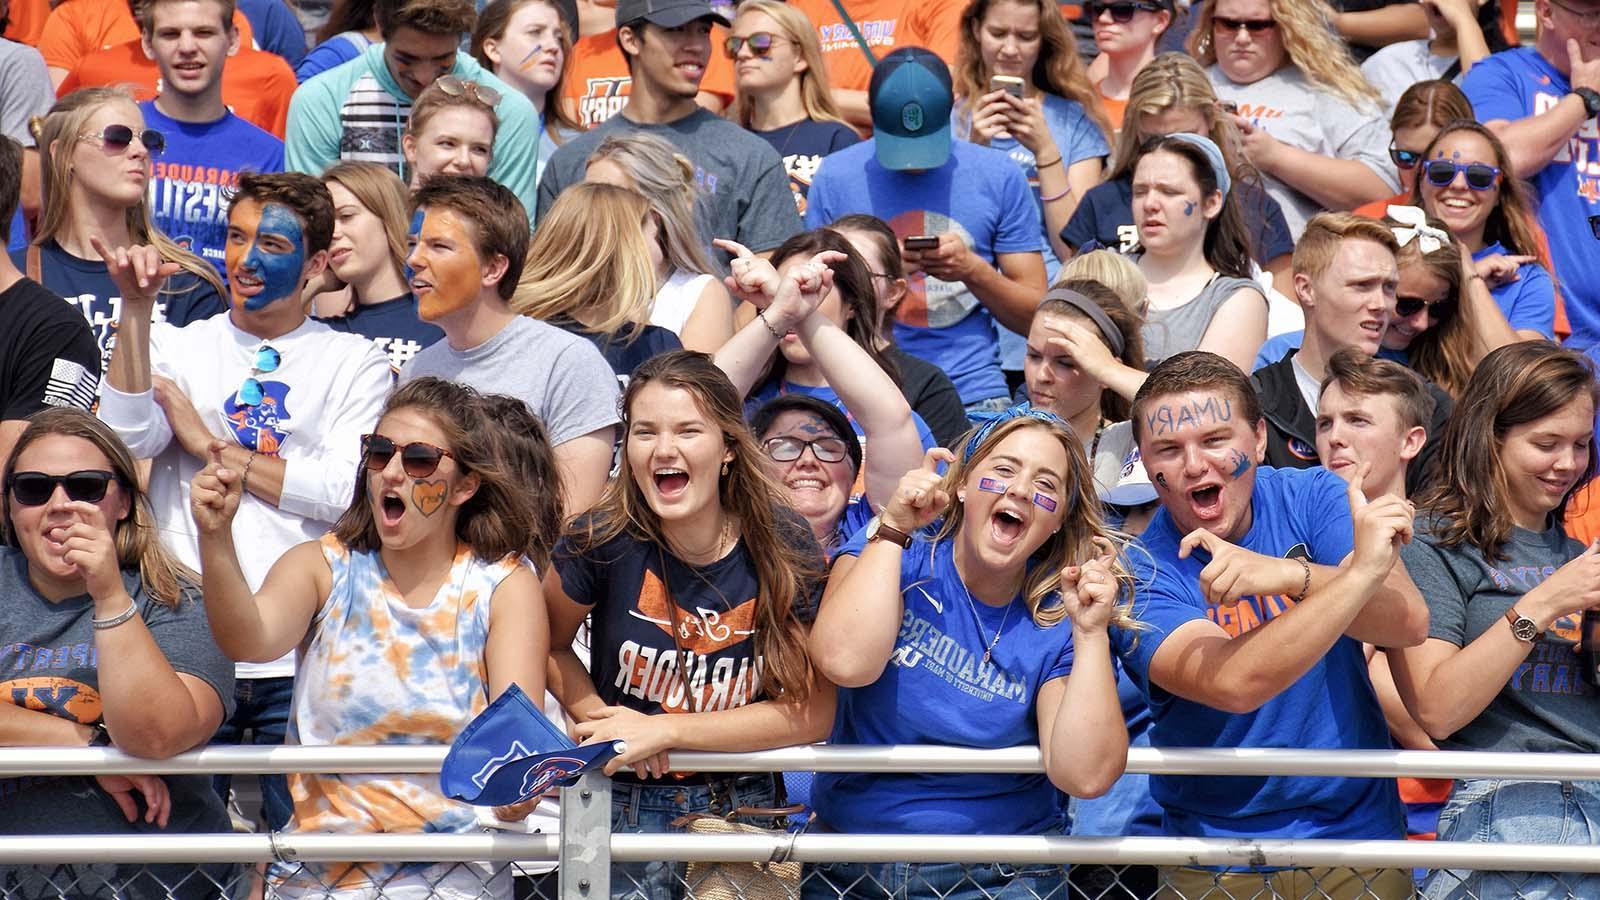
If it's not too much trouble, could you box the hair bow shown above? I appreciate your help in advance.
[1386,205,1451,254]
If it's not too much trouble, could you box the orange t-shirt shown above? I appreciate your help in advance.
[60,39,296,138]
[39,0,255,72]
[1095,81,1127,133]
[3,0,50,46]
[559,28,737,130]
[787,0,965,94]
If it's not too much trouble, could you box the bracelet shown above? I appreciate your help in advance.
[1041,185,1074,202]
[756,307,784,339]
[241,451,258,495]
[1292,557,1311,602]
[1034,154,1063,169]
[91,599,138,630]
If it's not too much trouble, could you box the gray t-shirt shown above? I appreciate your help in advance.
[400,315,621,446]
[0,549,236,898]
[535,108,804,271]
[1361,40,1460,111]
[1401,519,1600,753]
[1206,65,1399,238]
[0,39,52,147]
[1140,273,1265,370]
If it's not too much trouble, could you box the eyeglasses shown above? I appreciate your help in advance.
[9,471,120,506]
[1212,15,1277,33]
[762,436,849,464]
[1388,145,1423,170]
[80,125,165,158]
[362,434,456,478]
[1395,295,1456,320]
[434,75,501,107]
[1549,0,1600,29]
[724,32,793,58]
[236,345,282,407]
[1086,1,1164,22]
[1421,159,1501,190]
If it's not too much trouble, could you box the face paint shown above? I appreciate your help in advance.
[1227,448,1252,479]
[227,201,308,311]
[412,479,447,516]
[411,208,485,322]
[1032,493,1058,512]
[978,477,1008,494]
[403,208,424,282]
[518,45,544,71]
[1183,200,1196,216]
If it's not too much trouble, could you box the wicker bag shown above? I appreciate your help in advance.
[675,808,804,900]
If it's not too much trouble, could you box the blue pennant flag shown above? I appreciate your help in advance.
[441,684,622,806]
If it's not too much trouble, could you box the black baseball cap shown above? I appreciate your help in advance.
[615,0,732,29]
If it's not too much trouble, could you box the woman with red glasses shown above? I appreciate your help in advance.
[1413,119,1556,344]
[190,377,555,898]
[1187,0,1398,239]
[1083,0,1174,133]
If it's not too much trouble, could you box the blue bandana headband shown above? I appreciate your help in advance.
[962,403,1079,514]
[1165,132,1231,199]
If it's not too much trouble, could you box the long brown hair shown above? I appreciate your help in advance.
[333,378,558,565]
[1380,210,1479,400]
[1416,343,1600,560]
[931,415,1136,629]
[953,0,1111,141]
[1390,80,1473,135]
[322,161,412,312]
[764,229,899,385]
[2,409,194,607]
[476,393,566,570]
[570,351,822,703]
[1135,135,1253,278]
[1411,119,1549,265]
[470,0,580,137]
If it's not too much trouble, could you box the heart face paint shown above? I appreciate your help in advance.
[978,477,1009,494]
[409,208,484,322]
[226,200,307,311]
[1032,493,1058,512]
[412,479,447,516]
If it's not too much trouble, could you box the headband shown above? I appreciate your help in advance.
[1039,286,1126,359]
[1164,132,1231,200]
[1386,205,1452,255]
[961,403,1079,515]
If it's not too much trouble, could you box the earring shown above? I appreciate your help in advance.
[957,491,966,503]
[721,461,729,476]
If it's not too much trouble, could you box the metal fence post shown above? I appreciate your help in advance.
[559,770,613,900]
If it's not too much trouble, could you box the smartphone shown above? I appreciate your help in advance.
[904,235,941,250]
[990,75,1025,98]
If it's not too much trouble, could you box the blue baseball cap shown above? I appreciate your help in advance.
[869,48,953,172]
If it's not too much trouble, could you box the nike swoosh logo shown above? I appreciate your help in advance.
[916,586,943,614]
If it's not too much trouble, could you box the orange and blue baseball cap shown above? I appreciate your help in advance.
[869,47,953,172]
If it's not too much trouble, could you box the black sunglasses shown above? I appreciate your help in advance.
[1395,295,1455,320]
[1388,145,1423,170]
[1422,159,1501,190]
[1212,15,1276,32]
[82,124,166,157]
[1086,1,1164,22]
[9,470,120,507]
[724,32,792,58]
[362,434,456,478]
[762,436,849,464]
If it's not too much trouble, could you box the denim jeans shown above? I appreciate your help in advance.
[1423,779,1600,900]
[802,859,1070,900]
[609,773,779,900]
[211,675,294,831]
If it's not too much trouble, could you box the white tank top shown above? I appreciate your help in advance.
[652,268,714,335]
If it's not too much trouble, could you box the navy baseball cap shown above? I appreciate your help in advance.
[616,0,732,28]
[869,48,953,172]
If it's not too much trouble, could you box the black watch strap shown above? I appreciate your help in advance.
[89,721,113,747]
[1575,87,1600,118]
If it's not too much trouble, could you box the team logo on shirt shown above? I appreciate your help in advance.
[579,77,631,129]
[1,676,101,724]
[886,212,980,329]
[1286,437,1318,461]
[616,569,762,713]
[1206,543,1310,637]
[223,381,292,454]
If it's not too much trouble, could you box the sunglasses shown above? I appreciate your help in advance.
[762,436,849,464]
[362,434,456,478]
[724,32,792,58]
[1212,15,1277,32]
[1086,1,1164,22]
[434,75,501,107]
[9,470,120,507]
[81,125,165,158]
[236,345,282,408]
[1389,146,1423,170]
[1395,295,1455,320]
[1422,159,1501,190]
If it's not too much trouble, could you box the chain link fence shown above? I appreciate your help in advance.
[1,747,1598,900]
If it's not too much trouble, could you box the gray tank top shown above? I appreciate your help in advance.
[1140,273,1264,370]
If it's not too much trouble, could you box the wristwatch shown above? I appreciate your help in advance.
[1574,87,1600,119]
[1504,606,1540,643]
[88,721,113,747]
[865,516,912,548]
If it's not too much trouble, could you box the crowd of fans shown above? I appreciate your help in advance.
[0,0,1597,897]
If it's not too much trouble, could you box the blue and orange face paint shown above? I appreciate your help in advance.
[227,201,307,311]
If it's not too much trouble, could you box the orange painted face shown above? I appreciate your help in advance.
[406,207,484,321]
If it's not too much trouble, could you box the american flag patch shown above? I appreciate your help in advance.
[42,358,97,410]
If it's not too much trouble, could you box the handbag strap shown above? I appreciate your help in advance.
[827,0,878,67]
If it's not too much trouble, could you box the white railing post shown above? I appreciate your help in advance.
[559,769,613,900]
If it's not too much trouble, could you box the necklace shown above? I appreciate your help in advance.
[951,544,1013,667]
[674,517,732,565]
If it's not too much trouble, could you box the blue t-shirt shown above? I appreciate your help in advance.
[806,140,1044,405]
[295,32,368,83]
[141,102,285,277]
[317,294,443,374]
[1474,241,1556,339]
[10,241,226,375]
[6,210,24,254]
[1252,331,1409,372]
[1463,48,1600,348]
[815,532,1077,834]
[238,0,308,67]
[1110,466,1404,842]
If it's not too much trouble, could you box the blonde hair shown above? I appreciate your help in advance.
[406,79,501,141]
[511,182,658,337]
[953,0,1110,141]
[1107,53,1247,181]
[932,416,1137,630]
[31,88,224,298]
[731,0,848,129]
[1187,0,1380,108]
[1059,249,1149,311]
[321,161,411,306]
[586,133,714,276]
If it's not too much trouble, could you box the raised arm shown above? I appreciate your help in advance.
[1038,543,1128,798]
[709,239,831,395]
[1481,41,1600,177]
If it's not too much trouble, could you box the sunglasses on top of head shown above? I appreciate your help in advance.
[8,471,121,507]
[1086,1,1165,22]
[1422,159,1501,190]
[80,125,166,158]
[362,434,456,478]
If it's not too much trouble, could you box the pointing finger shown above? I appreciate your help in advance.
[712,239,755,260]
[921,447,956,473]
[1178,528,1216,560]
[1347,461,1371,509]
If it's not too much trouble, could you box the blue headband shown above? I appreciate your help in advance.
[1164,132,1231,199]
[962,403,1079,514]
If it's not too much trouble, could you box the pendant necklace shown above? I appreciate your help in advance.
[952,544,1012,667]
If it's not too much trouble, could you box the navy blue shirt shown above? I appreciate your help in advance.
[317,295,444,374]
[551,318,682,388]
[1061,175,1295,264]
[749,119,860,217]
